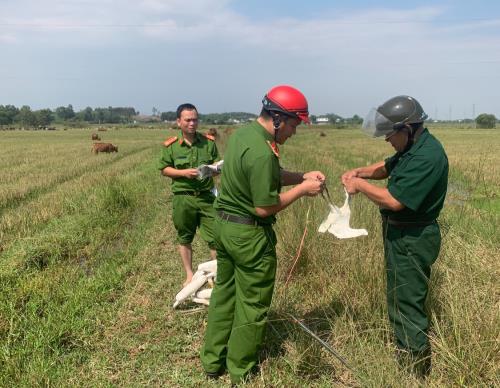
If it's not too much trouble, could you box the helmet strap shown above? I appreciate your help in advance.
[402,124,424,153]
[402,125,415,153]
[272,113,282,142]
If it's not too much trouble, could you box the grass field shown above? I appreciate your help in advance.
[0,125,498,387]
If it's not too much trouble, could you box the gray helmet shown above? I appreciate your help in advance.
[362,95,428,137]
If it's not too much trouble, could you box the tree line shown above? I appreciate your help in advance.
[0,105,137,127]
[0,104,497,128]
[160,111,258,124]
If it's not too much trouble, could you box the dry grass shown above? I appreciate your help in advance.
[0,125,498,387]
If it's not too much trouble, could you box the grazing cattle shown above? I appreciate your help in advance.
[92,142,118,154]
[91,133,101,141]
[97,127,107,132]
[320,132,326,137]
[207,127,218,138]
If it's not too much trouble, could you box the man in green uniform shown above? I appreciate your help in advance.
[159,103,219,287]
[342,95,448,377]
[200,85,325,384]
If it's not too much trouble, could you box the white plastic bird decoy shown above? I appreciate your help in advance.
[197,160,224,179]
[172,259,217,308]
[318,188,368,239]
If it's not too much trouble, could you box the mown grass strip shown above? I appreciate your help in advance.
[0,148,156,248]
[0,145,152,214]
[0,156,167,386]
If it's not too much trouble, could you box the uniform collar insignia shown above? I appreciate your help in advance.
[266,140,280,158]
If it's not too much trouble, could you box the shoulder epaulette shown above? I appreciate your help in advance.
[204,133,216,141]
[163,136,178,147]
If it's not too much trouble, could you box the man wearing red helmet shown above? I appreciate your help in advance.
[201,85,325,384]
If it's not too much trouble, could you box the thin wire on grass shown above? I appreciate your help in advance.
[283,206,311,289]
[176,307,206,315]
[274,203,361,381]
[287,313,354,372]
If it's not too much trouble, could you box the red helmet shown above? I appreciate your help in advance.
[262,85,310,124]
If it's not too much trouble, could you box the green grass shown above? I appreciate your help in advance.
[0,125,498,387]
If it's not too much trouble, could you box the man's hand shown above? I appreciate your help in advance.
[341,169,358,185]
[343,176,360,195]
[303,170,326,182]
[183,168,199,179]
[299,178,324,197]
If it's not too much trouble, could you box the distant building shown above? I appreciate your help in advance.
[316,117,329,124]
[133,114,161,123]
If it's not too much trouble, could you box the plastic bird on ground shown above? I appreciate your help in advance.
[318,188,368,239]
[173,259,216,308]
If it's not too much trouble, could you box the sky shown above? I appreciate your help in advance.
[0,0,499,119]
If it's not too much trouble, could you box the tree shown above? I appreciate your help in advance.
[106,106,120,123]
[77,106,94,122]
[16,105,37,127]
[35,109,54,126]
[0,105,19,125]
[55,104,75,121]
[161,111,177,121]
[93,108,106,123]
[351,114,363,125]
[475,113,496,129]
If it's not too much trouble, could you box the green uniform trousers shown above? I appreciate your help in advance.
[172,191,216,248]
[383,221,441,356]
[200,217,277,384]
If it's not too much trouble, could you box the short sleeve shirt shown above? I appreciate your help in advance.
[381,128,448,222]
[158,131,219,193]
[214,121,281,225]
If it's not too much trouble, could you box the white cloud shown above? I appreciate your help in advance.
[0,1,498,117]
[1,0,498,60]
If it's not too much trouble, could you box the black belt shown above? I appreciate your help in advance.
[173,190,210,197]
[217,211,258,226]
[382,215,436,228]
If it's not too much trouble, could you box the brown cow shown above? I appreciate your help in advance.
[92,142,118,154]
[91,133,101,140]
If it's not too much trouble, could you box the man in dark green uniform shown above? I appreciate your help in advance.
[342,95,448,377]
[159,103,219,287]
[200,85,325,384]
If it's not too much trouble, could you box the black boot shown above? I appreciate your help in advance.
[396,348,432,379]
[205,366,225,380]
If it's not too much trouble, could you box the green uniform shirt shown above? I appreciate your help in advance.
[214,121,281,225]
[158,131,219,194]
[382,128,448,222]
